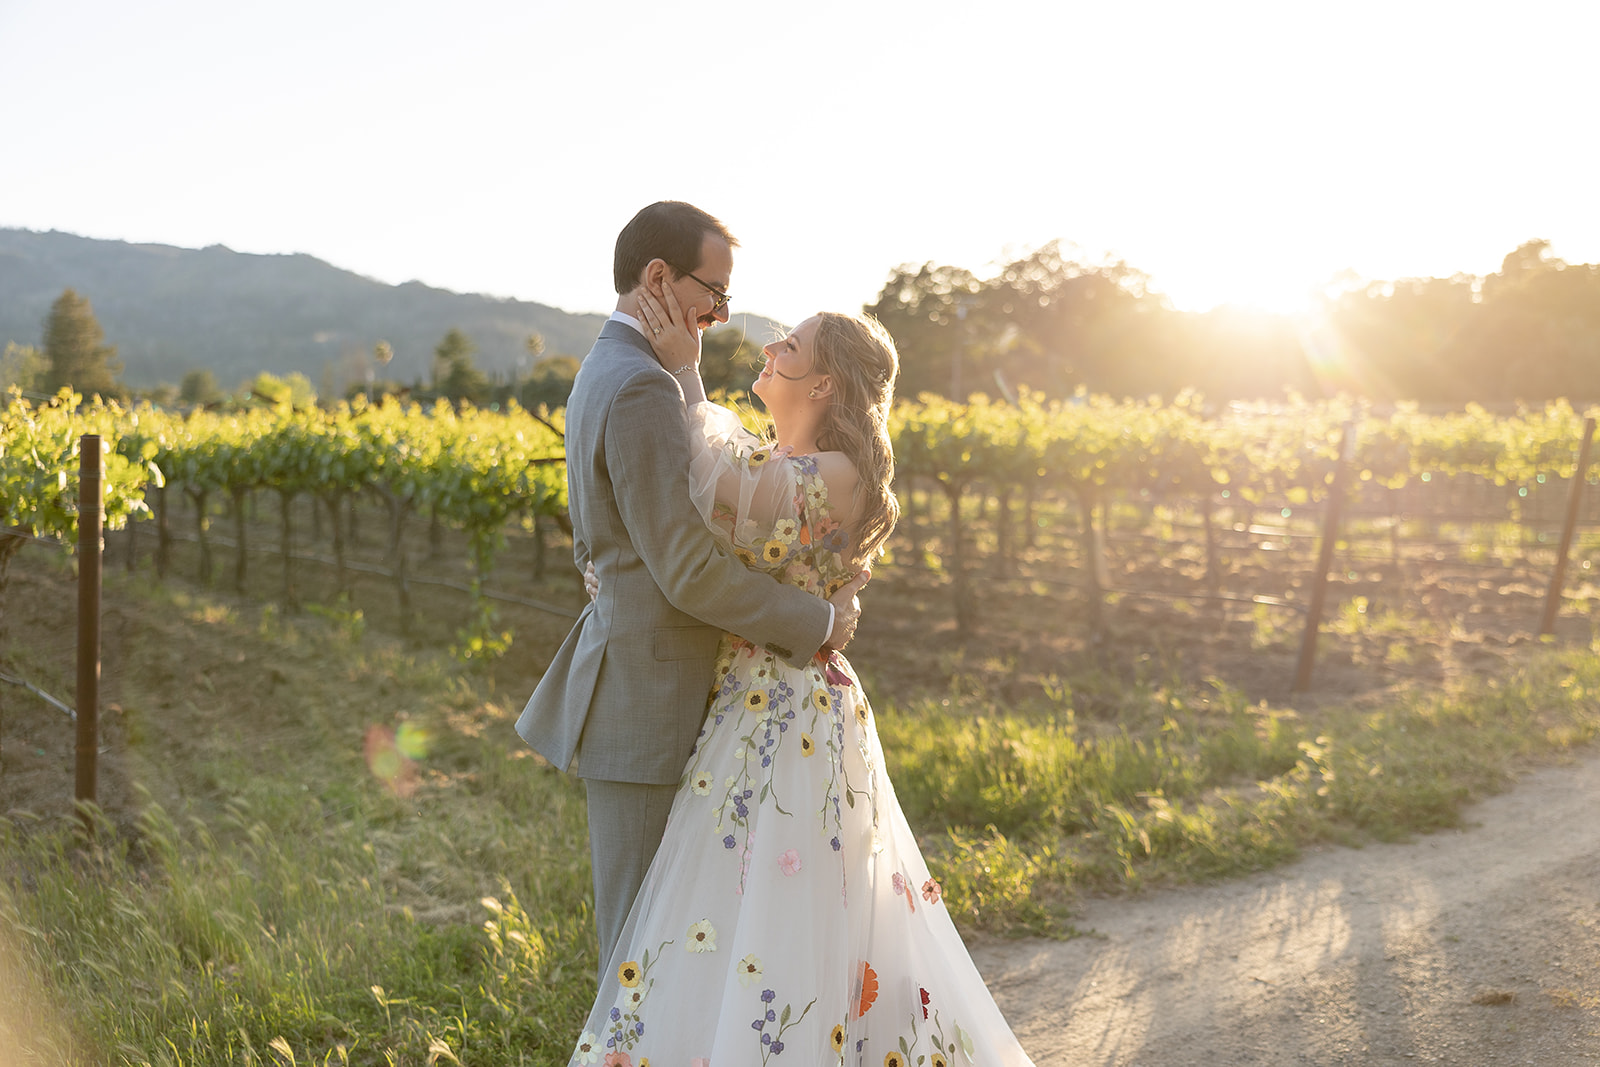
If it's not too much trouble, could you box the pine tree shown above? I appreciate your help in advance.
[432,328,489,405]
[42,289,123,397]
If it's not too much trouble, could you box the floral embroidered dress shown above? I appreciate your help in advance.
[568,404,1037,1067]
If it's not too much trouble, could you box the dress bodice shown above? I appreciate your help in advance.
[688,403,858,600]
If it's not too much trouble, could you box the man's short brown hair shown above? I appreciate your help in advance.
[613,201,738,295]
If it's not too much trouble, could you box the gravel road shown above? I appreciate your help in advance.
[978,753,1600,1066]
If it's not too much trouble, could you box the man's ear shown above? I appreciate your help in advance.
[643,258,669,295]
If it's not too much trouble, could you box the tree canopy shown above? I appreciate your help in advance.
[41,288,123,397]
[866,240,1600,405]
[431,328,490,405]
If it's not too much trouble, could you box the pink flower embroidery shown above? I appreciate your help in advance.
[778,849,802,876]
[892,871,915,912]
[692,1059,711,1067]
[922,878,943,904]
[603,1054,633,1067]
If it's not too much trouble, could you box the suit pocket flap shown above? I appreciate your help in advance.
[654,625,720,662]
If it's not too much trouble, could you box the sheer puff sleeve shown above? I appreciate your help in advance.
[686,401,804,551]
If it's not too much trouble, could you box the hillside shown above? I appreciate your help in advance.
[0,228,614,390]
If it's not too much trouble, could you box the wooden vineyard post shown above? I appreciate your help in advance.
[1293,421,1356,692]
[154,481,171,578]
[76,434,104,830]
[942,480,975,636]
[1201,495,1222,598]
[1076,489,1107,638]
[1540,415,1597,636]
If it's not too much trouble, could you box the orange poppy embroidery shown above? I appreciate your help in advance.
[853,960,879,1018]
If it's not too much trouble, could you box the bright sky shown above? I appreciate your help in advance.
[3,0,1596,323]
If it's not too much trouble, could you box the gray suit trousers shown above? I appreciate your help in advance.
[584,778,678,989]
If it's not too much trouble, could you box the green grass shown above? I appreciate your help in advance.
[879,641,1600,935]
[2,576,599,1066]
[3,571,1600,1063]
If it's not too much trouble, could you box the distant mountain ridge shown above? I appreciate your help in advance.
[0,228,620,391]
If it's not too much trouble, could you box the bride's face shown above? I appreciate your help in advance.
[752,316,823,413]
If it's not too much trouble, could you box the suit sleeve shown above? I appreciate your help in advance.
[606,370,831,665]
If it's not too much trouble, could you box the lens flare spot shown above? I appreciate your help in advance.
[364,723,419,796]
[395,722,433,760]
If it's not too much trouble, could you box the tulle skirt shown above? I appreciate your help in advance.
[568,637,1037,1067]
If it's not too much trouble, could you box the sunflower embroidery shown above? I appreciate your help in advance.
[761,539,790,564]
[812,689,830,712]
[830,1024,846,1054]
[744,690,768,712]
[735,547,758,567]
[884,1052,906,1067]
[800,732,815,757]
[617,961,641,988]
[747,448,770,469]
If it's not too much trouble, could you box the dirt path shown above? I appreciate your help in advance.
[975,754,1600,1066]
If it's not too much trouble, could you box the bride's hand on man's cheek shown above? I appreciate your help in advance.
[637,285,701,372]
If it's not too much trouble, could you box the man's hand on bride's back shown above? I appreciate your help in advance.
[824,569,871,651]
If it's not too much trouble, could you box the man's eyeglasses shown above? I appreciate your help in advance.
[671,265,731,314]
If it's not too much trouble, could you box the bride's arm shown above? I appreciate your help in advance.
[635,286,866,533]
[632,286,796,525]
[635,285,707,405]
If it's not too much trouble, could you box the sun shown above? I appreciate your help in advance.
[1145,252,1322,318]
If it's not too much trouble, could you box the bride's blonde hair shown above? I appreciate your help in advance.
[810,312,900,565]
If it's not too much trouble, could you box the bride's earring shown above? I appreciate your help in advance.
[808,389,818,399]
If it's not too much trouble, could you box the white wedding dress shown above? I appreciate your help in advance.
[567,404,1037,1067]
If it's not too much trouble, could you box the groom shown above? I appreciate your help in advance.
[516,201,868,982]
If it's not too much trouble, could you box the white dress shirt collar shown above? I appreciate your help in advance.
[610,310,648,338]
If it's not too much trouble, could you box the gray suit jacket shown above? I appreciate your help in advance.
[516,320,832,784]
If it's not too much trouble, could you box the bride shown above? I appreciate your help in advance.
[566,285,1037,1067]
